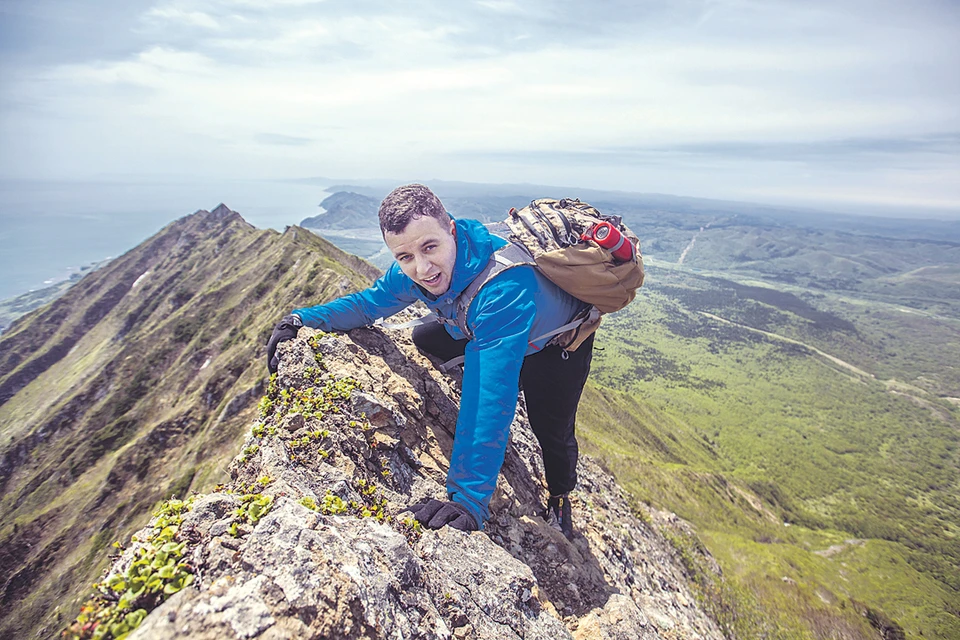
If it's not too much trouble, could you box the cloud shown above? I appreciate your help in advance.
[1,0,958,215]
[146,6,221,29]
[254,133,313,146]
[46,46,216,88]
[661,134,960,163]
[225,0,330,7]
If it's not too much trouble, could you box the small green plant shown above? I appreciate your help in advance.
[265,374,279,399]
[397,516,423,544]
[356,478,376,497]
[303,366,325,385]
[257,396,274,419]
[235,493,273,525]
[306,332,330,351]
[319,492,348,515]
[62,497,197,640]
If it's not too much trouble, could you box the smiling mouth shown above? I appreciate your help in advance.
[422,273,442,287]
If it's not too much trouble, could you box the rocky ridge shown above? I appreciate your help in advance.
[87,322,724,639]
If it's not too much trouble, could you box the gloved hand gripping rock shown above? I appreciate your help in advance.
[266,314,303,374]
[406,499,478,532]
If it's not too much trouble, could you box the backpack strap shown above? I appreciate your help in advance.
[437,242,600,373]
[450,242,535,341]
[528,305,598,345]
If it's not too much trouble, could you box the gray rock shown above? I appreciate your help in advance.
[122,327,723,639]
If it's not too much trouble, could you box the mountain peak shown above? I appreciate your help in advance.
[174,204,251,236]
[210,203,234,218]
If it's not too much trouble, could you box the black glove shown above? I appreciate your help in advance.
[407,499,478,532]
[266,314,303,374]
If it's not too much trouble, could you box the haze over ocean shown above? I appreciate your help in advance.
[0,179,331,301]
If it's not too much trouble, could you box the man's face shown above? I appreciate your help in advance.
[384,215,458,296]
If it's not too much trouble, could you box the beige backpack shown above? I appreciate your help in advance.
[444,198,645,354]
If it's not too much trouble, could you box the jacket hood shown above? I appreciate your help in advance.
[443,218,500,299]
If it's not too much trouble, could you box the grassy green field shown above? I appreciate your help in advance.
[579,264,960,639]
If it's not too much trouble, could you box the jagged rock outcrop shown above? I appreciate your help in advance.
[100,321,723,639]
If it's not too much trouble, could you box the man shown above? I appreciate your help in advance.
[266,184,593,538]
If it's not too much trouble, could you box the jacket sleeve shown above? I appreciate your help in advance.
[445,267,538,527]
[292,263,419,331]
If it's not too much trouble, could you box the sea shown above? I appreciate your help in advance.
[0,178,333,301]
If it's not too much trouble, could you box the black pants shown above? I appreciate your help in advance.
[412,322,594,496]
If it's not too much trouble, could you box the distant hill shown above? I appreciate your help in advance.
[301,188,960,316]
[308,178,960,240]
[300,191,380,230]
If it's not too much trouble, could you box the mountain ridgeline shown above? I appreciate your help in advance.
[0,205,379,638]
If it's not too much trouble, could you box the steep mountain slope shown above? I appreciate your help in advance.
[0,205,380,639]
[63,325,724,640]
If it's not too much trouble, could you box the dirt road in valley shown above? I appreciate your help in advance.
[698,311,875,379]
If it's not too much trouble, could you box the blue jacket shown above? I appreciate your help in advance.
[293,218,584,527]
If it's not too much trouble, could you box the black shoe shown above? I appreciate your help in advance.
[542,494,574,540]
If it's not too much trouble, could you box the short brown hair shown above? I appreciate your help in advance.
[378,184,448,234]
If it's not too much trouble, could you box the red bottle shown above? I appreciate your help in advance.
[586,221,634,262]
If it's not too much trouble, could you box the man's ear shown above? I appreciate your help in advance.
[449,218,456,236]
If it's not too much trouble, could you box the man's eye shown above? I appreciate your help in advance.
[424,244,436,252]
[398,255,412,262]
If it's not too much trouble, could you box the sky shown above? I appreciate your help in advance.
[1,0,959,217]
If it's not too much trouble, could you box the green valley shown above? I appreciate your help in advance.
[579,262,960,638]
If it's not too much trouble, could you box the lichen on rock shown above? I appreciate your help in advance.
[70,321,724,639]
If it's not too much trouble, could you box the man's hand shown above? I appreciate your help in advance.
[407,499,478,532]
[266,314,303,374]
